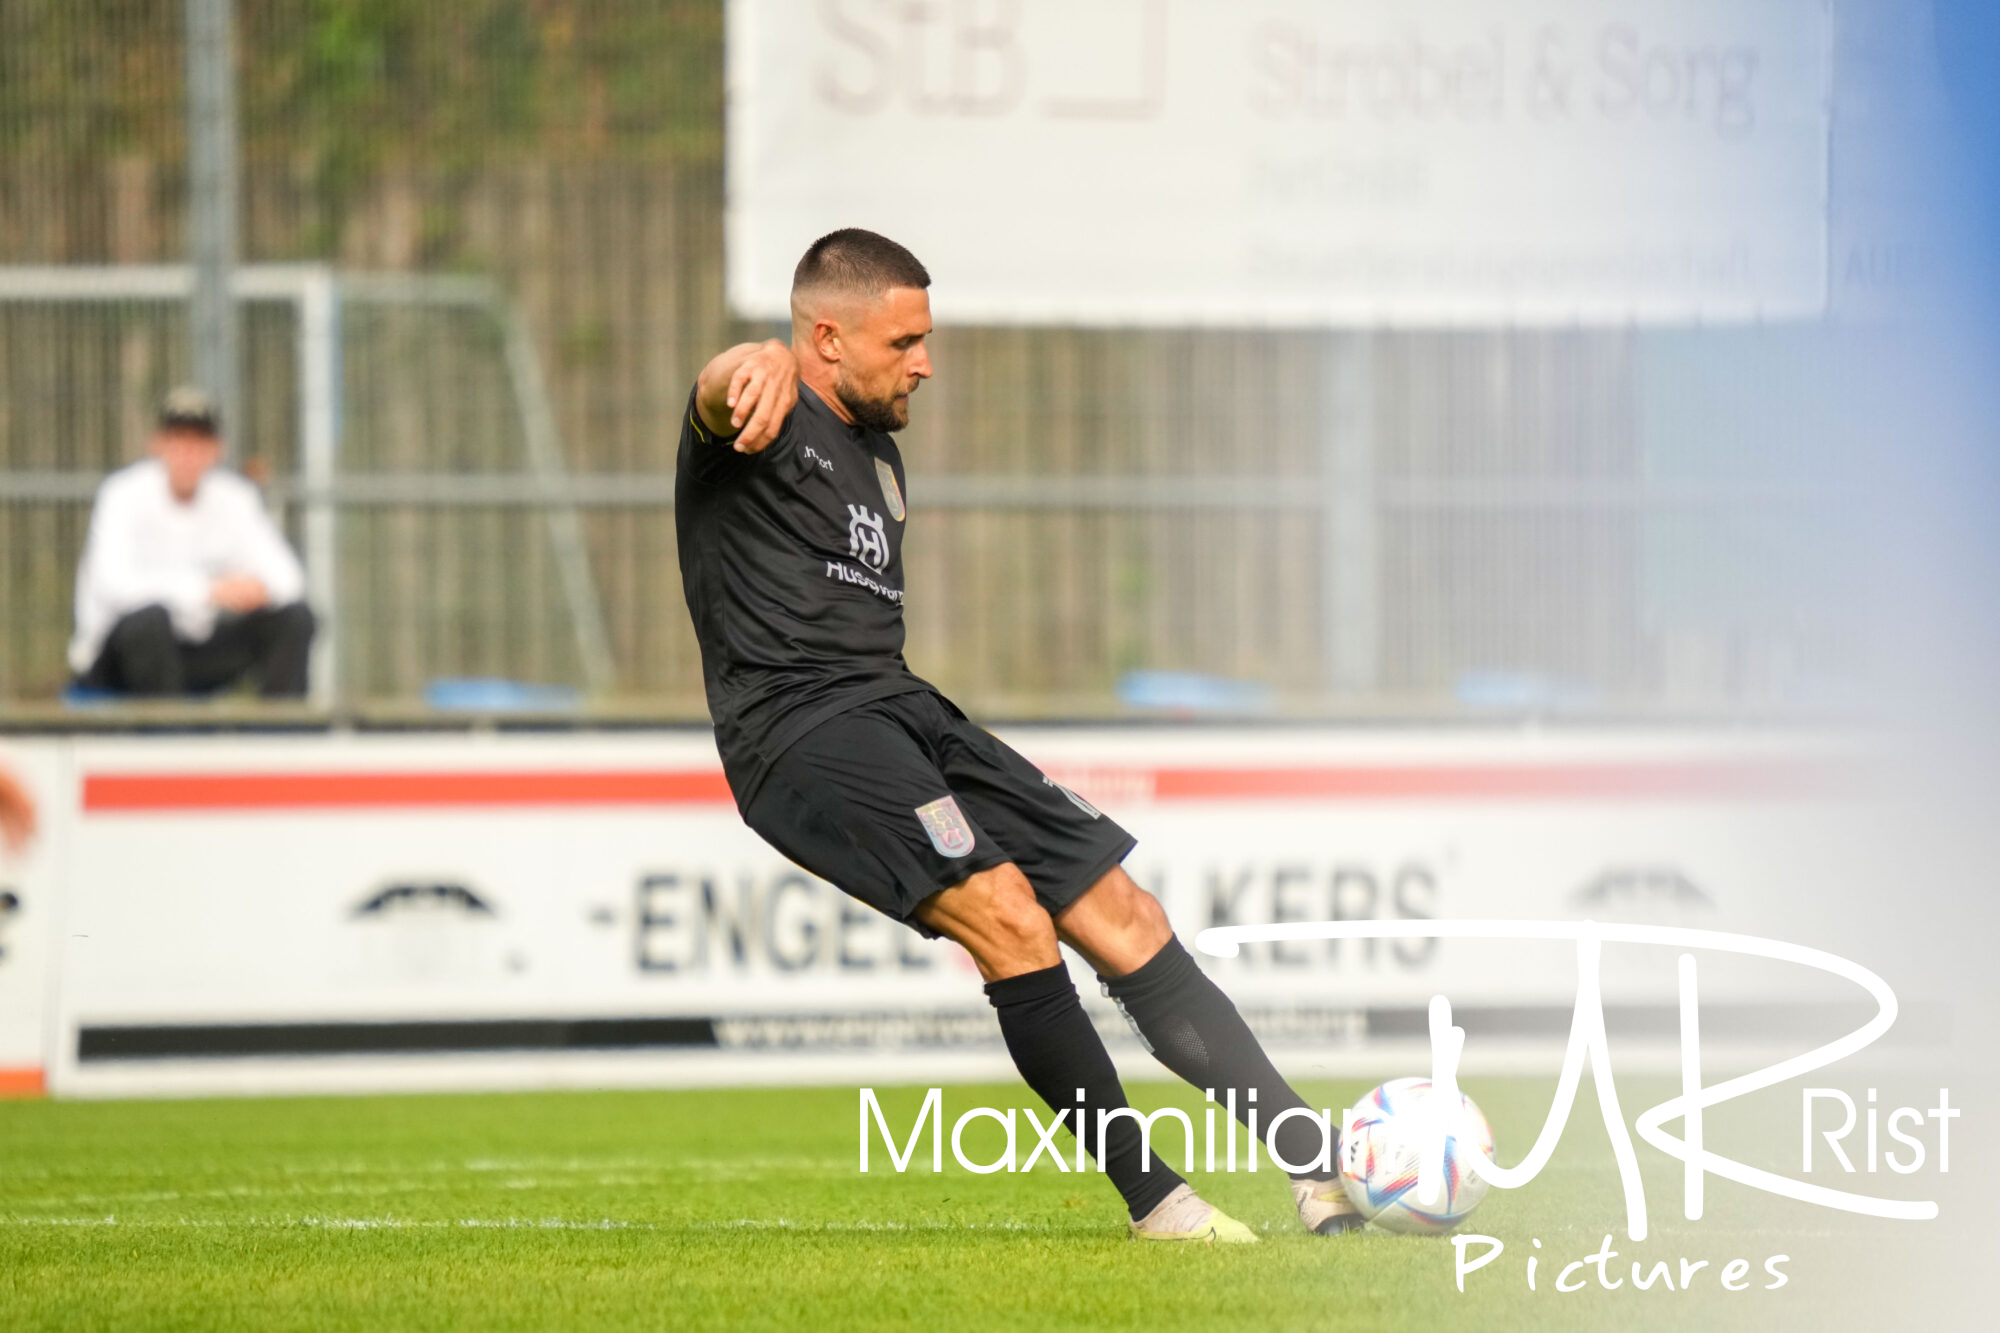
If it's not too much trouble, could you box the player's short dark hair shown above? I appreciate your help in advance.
[791,229,930,305]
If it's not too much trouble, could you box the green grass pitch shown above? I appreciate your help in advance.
[0,1076,1971,1331]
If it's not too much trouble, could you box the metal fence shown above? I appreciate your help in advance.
[0,2,1869,720]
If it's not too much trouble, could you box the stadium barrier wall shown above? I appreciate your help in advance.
[0,727,1910,1098]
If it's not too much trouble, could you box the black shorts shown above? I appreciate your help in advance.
[742,691,1136,936]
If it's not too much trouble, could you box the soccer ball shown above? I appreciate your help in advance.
[1338,1077,1496,1234]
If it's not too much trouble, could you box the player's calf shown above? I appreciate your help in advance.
[920,870,1194,1228]
[980,961,1185,1224]
[1091,934,1335,1180]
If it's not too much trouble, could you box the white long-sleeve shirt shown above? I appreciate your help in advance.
[69,460,306,673]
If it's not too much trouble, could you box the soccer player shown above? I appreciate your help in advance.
[676,229,1358,1243]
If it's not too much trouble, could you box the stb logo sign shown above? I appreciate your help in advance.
[848,504,889,572]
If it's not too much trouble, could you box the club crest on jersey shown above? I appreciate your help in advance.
[915,795,975,858]
[847,504,889,572]
[874,457,906,521]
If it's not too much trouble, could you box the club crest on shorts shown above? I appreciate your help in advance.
[914,795,974,858]
[874,457,906,522]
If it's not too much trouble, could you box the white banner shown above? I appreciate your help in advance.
[726,0,1830,326]
[17,727,1896,1096]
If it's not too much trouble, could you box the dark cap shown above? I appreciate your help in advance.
[158,385,221,437]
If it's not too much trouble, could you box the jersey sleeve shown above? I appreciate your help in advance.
[678,387,799,487]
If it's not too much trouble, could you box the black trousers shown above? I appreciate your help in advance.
[77,602,315,699]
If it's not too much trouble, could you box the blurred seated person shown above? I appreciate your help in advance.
[69,387,315,699]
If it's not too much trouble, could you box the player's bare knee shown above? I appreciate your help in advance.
[966,863,1045,929]
[1054,867,1172,976]
[1068,867,1167,934]
[986,882,1054,951]
[933,866,1055,975]
[1119,877,1171,937]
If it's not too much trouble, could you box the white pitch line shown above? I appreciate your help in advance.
[0,1216,651,1231]
[4,1158,850,1210]
[708,1218,1052,1233]
[0,1215,1068,1235]
[249,1155,844,1177]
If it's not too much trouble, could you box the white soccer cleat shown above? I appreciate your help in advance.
[1291,1176,1366,1235]
[1129,1183,1259,1244]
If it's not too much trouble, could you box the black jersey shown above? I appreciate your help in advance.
[674,383,934,807]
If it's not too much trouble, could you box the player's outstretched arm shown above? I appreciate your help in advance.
[695,339,799,455]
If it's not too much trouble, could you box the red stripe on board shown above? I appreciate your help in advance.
[81,760,1833,813]
[0,1068,46,1098]
[84,771,734,812]
[1147,761,1830,801]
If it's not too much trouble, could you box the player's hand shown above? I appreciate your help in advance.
[725,340,799,455]
[211,574,270,614]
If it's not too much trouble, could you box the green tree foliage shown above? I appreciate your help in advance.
[0,0,723,166]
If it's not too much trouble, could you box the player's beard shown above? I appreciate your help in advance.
[834,369,910,433]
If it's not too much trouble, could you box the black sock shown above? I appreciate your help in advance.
[1103,936,1334,1179]
[985,963,1184,1219]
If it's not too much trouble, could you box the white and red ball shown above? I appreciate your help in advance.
[1339,1077,1496,1234]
